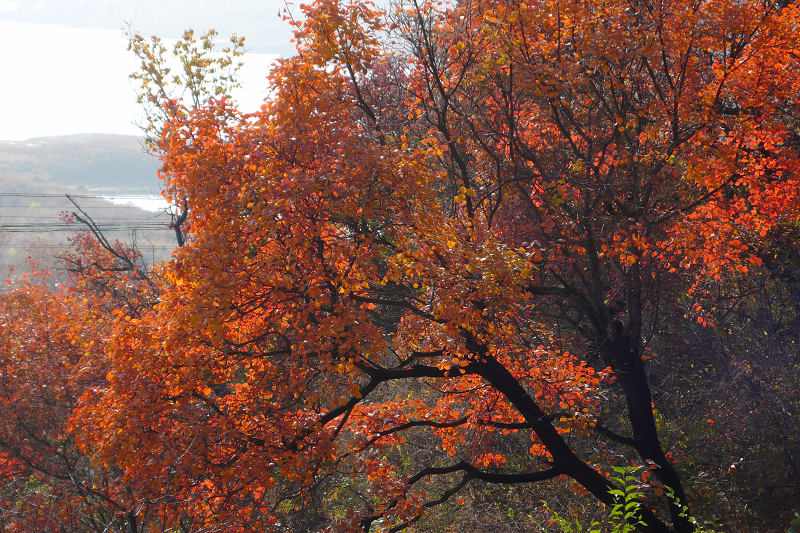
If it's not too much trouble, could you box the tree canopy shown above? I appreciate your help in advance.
[2,0,800,531]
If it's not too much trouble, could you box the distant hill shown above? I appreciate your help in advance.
[0,134,161,190]
[0,134,176,276]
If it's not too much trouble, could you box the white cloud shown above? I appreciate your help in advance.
[0,1,20,14]
[0,21,141,140]
[0,0,295,54]
[0,21,278,141]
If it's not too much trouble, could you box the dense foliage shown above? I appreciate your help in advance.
[1,0,799,531]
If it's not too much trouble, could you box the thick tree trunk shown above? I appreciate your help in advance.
[602,329,693,533]
[478,355,672,533]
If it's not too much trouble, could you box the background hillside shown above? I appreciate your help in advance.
[0,134,176,275]
[0,134,160,189]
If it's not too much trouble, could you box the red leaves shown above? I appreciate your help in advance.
[113,0,800,526]
[2,0,798,530]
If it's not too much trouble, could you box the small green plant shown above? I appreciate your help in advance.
[787,512,800,533]
[545,466,722,533]
[608,466,646,533]
[542,502,601,533]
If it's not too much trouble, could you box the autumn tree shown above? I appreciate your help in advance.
[68,1,800,532]
[647,224,800,529]
[0,215,187,532]
[0,282,136,531]
[0,276,109,533]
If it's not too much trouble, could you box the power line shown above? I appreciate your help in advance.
[0,204,170,210]
[0,223,170,233]
[0,215,170,221]
[0,243,177,250]
[0,192,164,199]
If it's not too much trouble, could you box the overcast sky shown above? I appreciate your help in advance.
[0,1,295,141]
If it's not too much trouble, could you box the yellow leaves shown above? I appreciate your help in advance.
[54,1,800,527]
[619,252,638,267]
[335,362,348,375]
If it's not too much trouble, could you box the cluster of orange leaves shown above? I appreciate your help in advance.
[1,0,799,530]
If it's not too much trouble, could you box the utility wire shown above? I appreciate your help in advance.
[0,223,170,233]
[0,243,177,250]
[0,203,167,208]
[0,192,164,199]
[0,215,170,221]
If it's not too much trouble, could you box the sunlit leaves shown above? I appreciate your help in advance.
[4,0,797,531]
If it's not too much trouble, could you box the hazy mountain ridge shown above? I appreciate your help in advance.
[0,133,161,189]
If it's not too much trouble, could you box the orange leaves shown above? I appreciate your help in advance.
[22,0,796,530]
[293,0,384,71]
[0,279,159,530]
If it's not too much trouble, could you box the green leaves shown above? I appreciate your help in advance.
[608,466,646,533]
